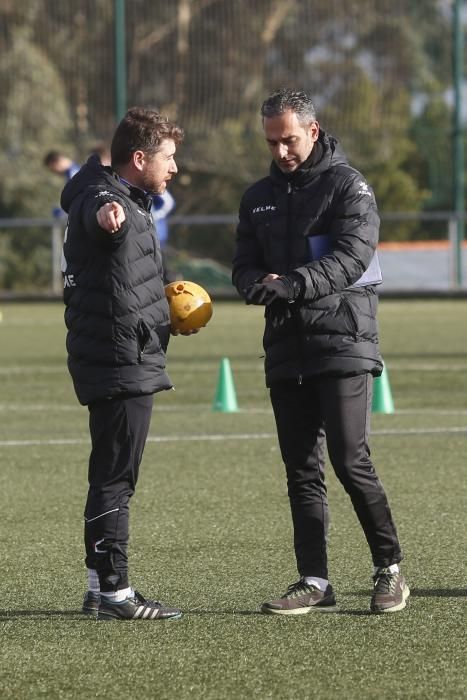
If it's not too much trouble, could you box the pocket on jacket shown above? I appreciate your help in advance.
[340,296,359,337]
[136,318,152,362]
[340,289,378,340]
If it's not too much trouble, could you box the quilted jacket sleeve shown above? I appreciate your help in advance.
[294,172,380,300]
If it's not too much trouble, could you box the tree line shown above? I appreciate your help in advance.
[0,0,464,289]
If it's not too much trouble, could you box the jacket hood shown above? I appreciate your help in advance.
[270,129,349,188]
[60,154,129,213]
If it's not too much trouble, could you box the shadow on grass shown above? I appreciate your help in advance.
[408,588,467,597]
[0,608,262,619]
[353,588,466,598]
[0,610,92,620]
[185,609,261,615]
[188,609,376,617]
[0,609,263,621]
[1,589,464,620]
[0,608,358,619]
[0,607,383,619]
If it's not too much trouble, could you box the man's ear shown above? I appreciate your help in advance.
[132,150,145,171]
[309,121,320,142]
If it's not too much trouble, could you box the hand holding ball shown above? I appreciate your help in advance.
[165,281,213,334]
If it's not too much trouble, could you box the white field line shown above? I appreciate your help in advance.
[388,363,467,371]
[1,362,467,376]
[1,426,467,448]
[0,403,274,414]
[1,404,467,416]
[0,367,67,375]
[1,404,467,418]
[1,406,467,419]
[0,320,63,327]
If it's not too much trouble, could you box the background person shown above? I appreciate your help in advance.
[44,150,81,219]
[61,107,187,621]
[232,88,409,615]
[152,188,177,282]
[90,142,111,167]
[152,189,175,247]
[44,144,111,180]
[43,150,80,180]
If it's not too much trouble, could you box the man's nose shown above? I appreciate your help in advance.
[170,161,178,174]
[277,143,288,159]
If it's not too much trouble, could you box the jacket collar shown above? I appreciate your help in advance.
[117,177,154,211]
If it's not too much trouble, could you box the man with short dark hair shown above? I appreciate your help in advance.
[61,107,186,621]
[44,150,80,180]
[233,89,409,615]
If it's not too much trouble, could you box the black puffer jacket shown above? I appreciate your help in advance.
[61,155,172,405]
[232,131,383,385]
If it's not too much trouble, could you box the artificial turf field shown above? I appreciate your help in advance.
[0,299,465,699]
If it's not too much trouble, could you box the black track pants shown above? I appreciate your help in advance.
[84,394,153,591]
[270,374,402,579]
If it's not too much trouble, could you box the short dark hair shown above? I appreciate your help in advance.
[43,150,62,167]
[261,89,317,125]
[110,107,184,167]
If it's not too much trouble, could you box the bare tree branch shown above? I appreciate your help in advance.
[261,0,297,45]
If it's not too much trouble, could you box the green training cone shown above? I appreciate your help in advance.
[213,357,239,412]
[372,364,395,414]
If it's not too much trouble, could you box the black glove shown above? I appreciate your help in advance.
[269,305,293,329]
[245,281,278,305]
[245,273,303,306]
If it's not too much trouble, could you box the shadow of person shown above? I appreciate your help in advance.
[0,609,93,620]
[408,588,467,598]
[3,590,464,620]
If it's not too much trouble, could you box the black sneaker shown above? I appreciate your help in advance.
[97,589,183,621]
[370,568,410,613]
[82,591,100,616]
[261,579,337,615]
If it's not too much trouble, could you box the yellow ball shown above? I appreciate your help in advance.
[165,280,213,333]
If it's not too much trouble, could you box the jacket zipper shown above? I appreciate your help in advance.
[286,182,305,386]
[286,182,293,271]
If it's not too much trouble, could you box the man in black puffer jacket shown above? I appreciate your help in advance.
[233,89,409,615]
[61,108,186,621]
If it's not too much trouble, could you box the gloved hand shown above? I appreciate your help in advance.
[269,305,293,329]
[245,273,303,306]
[245,280,283,305]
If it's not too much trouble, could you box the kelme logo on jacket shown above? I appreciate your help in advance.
[357,181,372,198]
[252,205,277,213]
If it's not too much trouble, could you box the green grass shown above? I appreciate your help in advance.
[0,299,466,699]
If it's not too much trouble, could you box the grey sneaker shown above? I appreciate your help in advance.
[370,568,410,613]
[82,591,100,616]
[261,579,337,615]
[97,589,182,621]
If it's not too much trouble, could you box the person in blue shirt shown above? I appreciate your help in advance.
[151,189,175,247]
[44,151,81,219]
[151,189,177,282]
[43,151,80,181]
